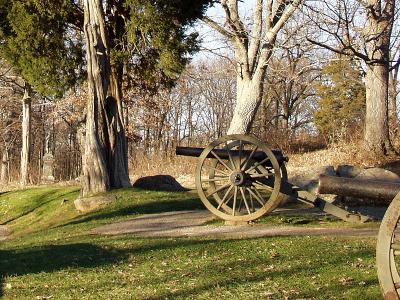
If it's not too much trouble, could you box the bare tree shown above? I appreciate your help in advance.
[193,60,236,139]
[264,45,318,132]
[203,0,302,134]
[20,83,32,186]
[305,0,396,154]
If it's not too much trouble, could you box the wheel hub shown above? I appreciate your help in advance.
[230,171,245,186]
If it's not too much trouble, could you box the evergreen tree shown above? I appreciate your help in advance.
[314,59,366,141]
[0,0,212,196]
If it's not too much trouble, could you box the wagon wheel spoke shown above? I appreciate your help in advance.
[225,141,237,170]
[217,185,234,210]
[246,157,271,173]
[210,150,233,172]
[249,189,255,212]
[252,180,275,192]
[238,140,243,167]
[246,187,265,206]
[240,187,251,215]
[206,182,231,198]
[202,176,230,182]
[241,146,258,171]
[249,192,256,211]
[204,165,230,176]
[232,186,238,216]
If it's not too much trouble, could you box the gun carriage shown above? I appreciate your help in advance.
[176,134,368,223]
[176,134,400,299]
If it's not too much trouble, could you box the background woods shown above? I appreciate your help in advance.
[0,0,398,188]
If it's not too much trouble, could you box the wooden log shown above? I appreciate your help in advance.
[318,175,400,201]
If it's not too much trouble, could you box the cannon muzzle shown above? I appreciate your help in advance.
[318,175,400,201]
[176,146,288,166]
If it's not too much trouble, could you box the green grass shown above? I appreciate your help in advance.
[0,186,382,299]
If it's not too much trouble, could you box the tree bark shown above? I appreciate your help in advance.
[81,0,131,197]
[364,64,391,153]
[363,0,394,155]
[81,0,111,197]
[388,70,399,132]
[105,94,131,187]
[108,66,131,188]
[1,148,8,184]
[227,73,265,134]
[20,84,31,186]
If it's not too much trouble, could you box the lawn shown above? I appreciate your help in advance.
[0,186,382,299]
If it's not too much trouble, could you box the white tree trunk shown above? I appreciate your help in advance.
[1,148,8,184]
[20,85,31,186]
[204,0,300,135]
[227,77,264,134]
[364,64,390,153]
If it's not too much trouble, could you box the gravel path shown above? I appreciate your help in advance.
[91,209,380,239]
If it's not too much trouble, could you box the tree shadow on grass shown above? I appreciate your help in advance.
[57,197,205,228]
[0,243,128,297]
[142,251,379,299]
[1,189,79,225]
[0,236,380,298]
[0,238,220,297]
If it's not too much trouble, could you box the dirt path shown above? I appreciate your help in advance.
[0,225,10,241]
[91,209,380,239]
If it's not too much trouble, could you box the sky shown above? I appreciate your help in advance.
[193,1,256,62]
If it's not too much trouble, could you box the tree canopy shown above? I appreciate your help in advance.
[314,59,366,140]
[0,0,213,95]
[0,0,83,95]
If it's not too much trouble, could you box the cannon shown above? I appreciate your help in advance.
[318,174,400,299]
[176,134,369,223]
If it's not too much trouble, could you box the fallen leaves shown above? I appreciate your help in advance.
[339,276,354,285]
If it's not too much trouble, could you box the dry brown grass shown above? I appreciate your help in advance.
[287,139,399,177]
[128,138,399,185]
[129,153,198,188]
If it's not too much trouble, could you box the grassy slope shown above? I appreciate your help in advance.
[0,186,381,299]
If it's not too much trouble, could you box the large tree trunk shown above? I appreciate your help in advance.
[364,64,391,154]
[227,75,265,134]
[20,84,31,186]
[363,0,394,155]
[81,0,111,197]
[81,0,131,197]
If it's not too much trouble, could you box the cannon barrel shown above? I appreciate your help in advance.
[318,175,400,201]
[176,146,288,166]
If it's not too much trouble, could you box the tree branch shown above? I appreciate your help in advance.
[248,0,263,73]
[202,16,234,39]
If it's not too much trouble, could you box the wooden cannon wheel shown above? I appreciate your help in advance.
[377,191,400,300]
[195,134,284,222]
